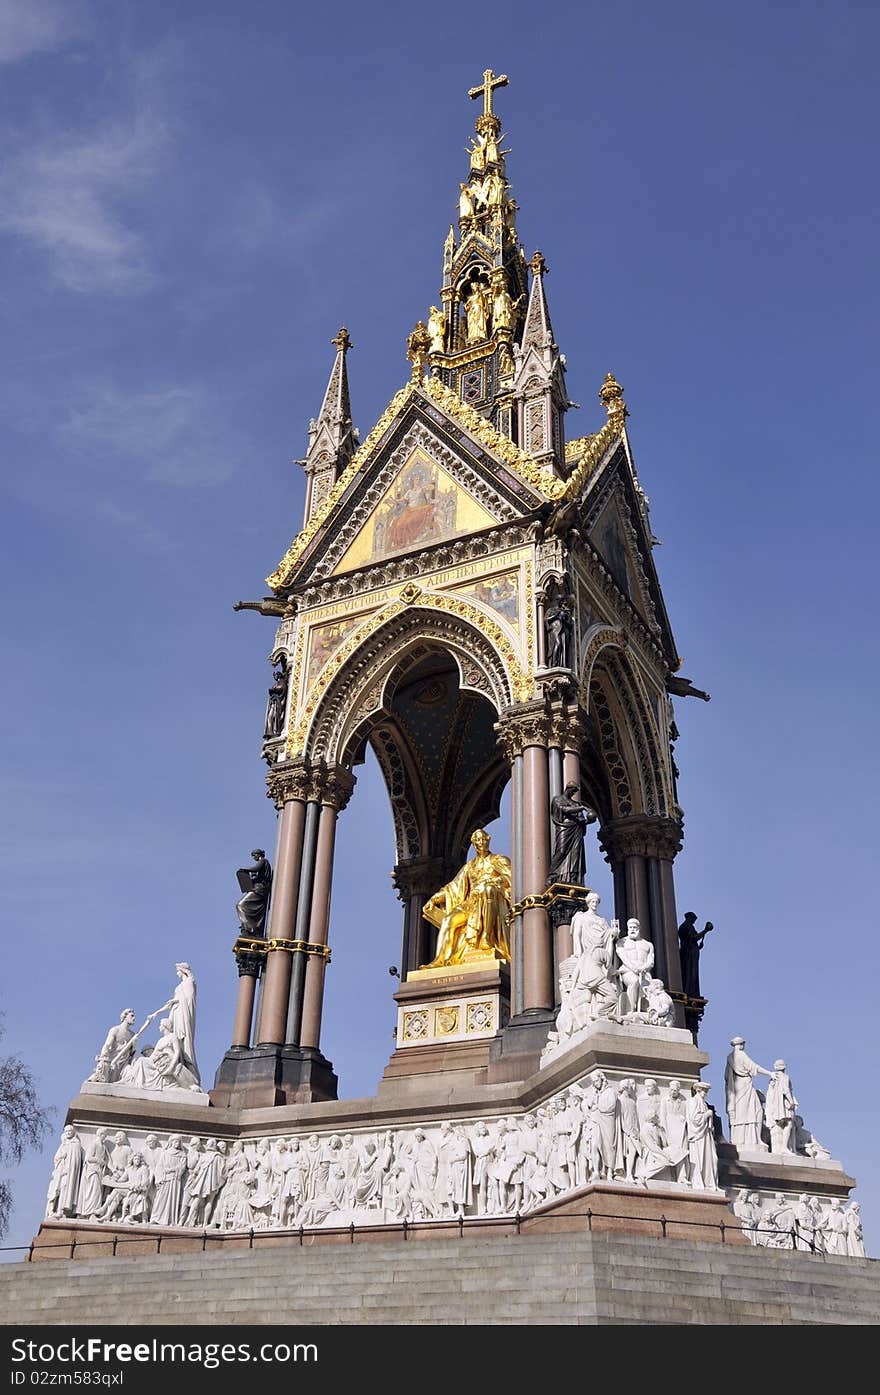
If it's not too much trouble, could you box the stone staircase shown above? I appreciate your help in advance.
[1,1232,877,1325]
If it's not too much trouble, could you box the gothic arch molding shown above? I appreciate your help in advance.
[303,606,514,768]
[579,627,670,818]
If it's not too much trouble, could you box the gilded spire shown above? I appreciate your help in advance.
[521,250,555,350]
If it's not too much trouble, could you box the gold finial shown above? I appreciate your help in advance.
[331,326,353,353]
[529,249,548,278]
[599,372,628,421]
[406,320,431,381]
[468,68,509,121]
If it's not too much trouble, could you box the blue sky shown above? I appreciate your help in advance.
[1,0,878,1254]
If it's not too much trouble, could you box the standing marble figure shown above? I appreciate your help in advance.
[724,1037,771,1152]
[765,1060,798,1154]
[165,962,200,1089]
[546,783,597,887]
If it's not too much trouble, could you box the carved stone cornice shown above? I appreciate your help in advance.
[494,700,554,759]
[599,814,683,864]
[295,523,536,610]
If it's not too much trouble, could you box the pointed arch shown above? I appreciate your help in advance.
[580,626,672,818]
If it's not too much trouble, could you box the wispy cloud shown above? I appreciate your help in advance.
[0,111,165,293]
[0,20,173,294]
[62,381,240,487]
[0,0,83,64]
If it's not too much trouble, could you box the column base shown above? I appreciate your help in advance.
[210,1045,338,1108]
[487,1006,557,1081]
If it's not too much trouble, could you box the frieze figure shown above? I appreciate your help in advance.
[685,1082,719,1190]
[45,1126,83,1219]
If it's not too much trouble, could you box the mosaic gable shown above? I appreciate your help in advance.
[331,447,499,576]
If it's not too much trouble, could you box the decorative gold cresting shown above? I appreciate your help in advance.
[599,372,628,423]
[331,326,353,354]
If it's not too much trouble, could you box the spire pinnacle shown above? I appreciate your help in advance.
[521,249,555,350]
[317,326,353,431]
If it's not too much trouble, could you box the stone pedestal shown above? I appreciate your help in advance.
[210,1044,338,1108]
[379,961,509,1088]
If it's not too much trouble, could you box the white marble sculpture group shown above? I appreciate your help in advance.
[724,1038,831,1160]
[46,1068,722,1232]
[85,964,203,1096]
[732,1189,864,1257]
[543,895,674,1061]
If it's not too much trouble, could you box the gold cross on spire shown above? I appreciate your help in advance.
[468,68,509,119]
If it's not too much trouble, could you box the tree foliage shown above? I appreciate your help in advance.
[0,1021,54,1238]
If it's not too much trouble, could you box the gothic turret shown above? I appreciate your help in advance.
[299,327,358,524]
[511,251,572,471]
[422,70,528,441]
[419,71,571,475]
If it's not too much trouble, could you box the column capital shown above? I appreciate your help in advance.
[495,700,553,759]
[599,814,683,863]
[547,702,589,753]
[266,759,313,808]
[313,763,356,811]
[234,944,266,978]
[266,758,356,811]
[392,855,446,902]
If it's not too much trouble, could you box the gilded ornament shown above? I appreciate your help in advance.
[421,828,512,968]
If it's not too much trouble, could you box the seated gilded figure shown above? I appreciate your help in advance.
[421,828,512,968]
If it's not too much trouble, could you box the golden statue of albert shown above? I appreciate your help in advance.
[421,828,512,968]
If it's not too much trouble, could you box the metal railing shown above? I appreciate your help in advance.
[0,1211,838,1262]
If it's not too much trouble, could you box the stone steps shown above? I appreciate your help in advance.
[1,1232,876,1325]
